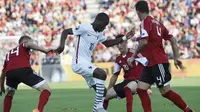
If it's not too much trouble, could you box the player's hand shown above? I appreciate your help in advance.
[126,27,135,39]
[174,59,185,70]
[0,84,5,96]
[54,46,64,54]
[127,57,135,67]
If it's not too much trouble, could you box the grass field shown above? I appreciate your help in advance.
[0,77,200,112]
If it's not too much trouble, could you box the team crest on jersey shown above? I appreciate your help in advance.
[88,66,92,69]
[75,26,80,30]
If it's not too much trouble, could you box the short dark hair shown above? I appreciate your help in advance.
[95,12,109,25]
[116,34,124,39]
[135,0,149,14]
[18,35,31,44]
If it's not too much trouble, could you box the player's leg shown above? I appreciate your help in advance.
[72,62,106,112]
[155,63,194,112]
[33,82,51,112]
[103,87,117,110]
[20,68,51,112]
[92,68,107,112]
[137,67,154,112]
[4,90,15,112]
[4,71,20,112]
[125,81,137,112]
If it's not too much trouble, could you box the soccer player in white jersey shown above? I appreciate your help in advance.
[54,13,134,112]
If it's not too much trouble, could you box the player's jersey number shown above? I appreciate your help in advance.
[123,64,129,71]
[6,46,19,61]
[89,43,95,51]
[156,26,161,37]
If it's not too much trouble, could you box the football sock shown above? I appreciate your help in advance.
[184,106,193,112]
[162,90,189,111]
[103,99,109,110]
[4,95,13,112]
[92,78,105,112]
[137,88,152,112]
[38,90,51,112]
[124,86,133,112]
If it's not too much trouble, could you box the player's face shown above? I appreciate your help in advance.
[97,23,107,32]
[136,10,142,21]
[118,41,127,53]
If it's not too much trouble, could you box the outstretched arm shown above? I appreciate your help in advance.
[132,39,148,59]
[102,37,125,47]
[108,63,121,89]
[24,42,51,54]
[102,27,135,47]
[108,75,118,89]
[0,72,6,96]
[127,39,148,67]
[55,28,73,54]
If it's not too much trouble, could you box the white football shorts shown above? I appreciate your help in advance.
[72,60,97,87]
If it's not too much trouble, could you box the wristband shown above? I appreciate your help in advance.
[122,36,127,41]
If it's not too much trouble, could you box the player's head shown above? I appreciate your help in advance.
[116,34,128,54]
[18,35,32,44]
[135,0,149,21]
[93,13,109,32]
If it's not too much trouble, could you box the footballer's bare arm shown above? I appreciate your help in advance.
[0,72,6,96]
[24,42,52,54]
[128,39,148,67]
[55,28,73,54]
[169,37,179,60]
[102,37,124,47]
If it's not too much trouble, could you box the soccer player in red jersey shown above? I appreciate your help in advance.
[103,34,151,112]
[0,36,52,112]
[127,1,194,112]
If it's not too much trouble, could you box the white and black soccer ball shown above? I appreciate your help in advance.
[197,38,200,47]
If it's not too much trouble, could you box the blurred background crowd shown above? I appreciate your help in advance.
[0,0,200,66]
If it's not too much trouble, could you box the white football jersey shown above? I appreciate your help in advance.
[72,23,107,63]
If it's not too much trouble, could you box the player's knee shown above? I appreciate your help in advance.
[45,87,52,93]
[7,90,15,96]
[159,86,170,95]
[93,68,107,80]
[105,92,112,100]
[125,85,136,93]
[126,81,137,92]
[38,83,52,93]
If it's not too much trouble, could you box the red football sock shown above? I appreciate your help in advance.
[4,95,13,112]
[38,90,51,112]
[124,86,133,112]
[162,90,189,111]
[103,99,109,110]
[137,88,152,112]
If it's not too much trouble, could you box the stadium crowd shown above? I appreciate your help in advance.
[0,0,200,65]
[95,0,200,62]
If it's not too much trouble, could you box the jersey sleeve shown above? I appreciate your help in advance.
[113,57,121,76]
[98,32,107,43]
[72,24,87,36]
[162,25,173,40]
[139,17,151,40]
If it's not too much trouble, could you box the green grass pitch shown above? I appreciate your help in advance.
[0,77,200,112]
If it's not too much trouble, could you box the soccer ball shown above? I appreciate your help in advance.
[197,38,200,47]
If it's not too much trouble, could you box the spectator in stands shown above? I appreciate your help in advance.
[0,0,199,64]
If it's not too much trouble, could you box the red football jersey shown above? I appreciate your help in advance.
[2,44,31,72]
[114,49,144,80]
[138,16,172,66]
